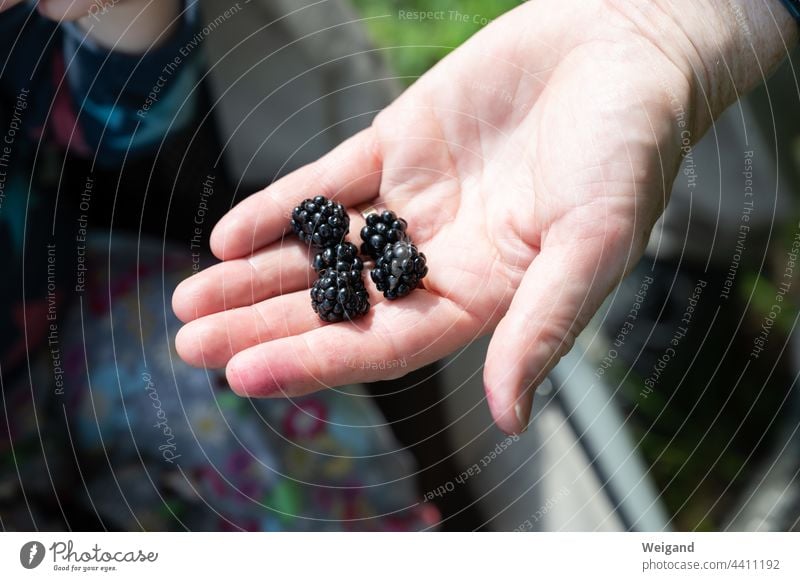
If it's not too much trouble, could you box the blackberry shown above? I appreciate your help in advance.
[370,241,428,300]
[311,270,370,322]
[359,210,409,260]
[290,195,349,248]
[312,242,363,274]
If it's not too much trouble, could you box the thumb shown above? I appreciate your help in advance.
[484,214,644,434]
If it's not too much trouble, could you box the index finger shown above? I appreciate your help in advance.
[210,128,383,260]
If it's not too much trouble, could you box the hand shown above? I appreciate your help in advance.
[173,0,796,434]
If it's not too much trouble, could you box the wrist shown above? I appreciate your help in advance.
[611,0,797,137]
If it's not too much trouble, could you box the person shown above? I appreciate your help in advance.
[0,0,197,379]
[174,0,800,436]
[1,0,435,531]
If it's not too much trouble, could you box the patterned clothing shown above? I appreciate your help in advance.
[2,237,437,531]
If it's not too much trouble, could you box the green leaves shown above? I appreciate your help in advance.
[352,0,524,83]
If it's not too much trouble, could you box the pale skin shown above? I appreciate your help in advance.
[0,0,179,52]
[162,0,794,434]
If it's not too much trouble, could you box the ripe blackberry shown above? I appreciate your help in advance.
[311,270,370,322]
[360,210,409,260]
[312,242,363,274]
[370,241,428,300]
[290,195,349,248]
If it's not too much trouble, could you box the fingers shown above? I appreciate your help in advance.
[210,128,383,261]
[174,213,377,370]
[172,240,314,323]
[484,216,640,434]
[174,209,370,323]
[175,290,324,368]
[224,291,476,398]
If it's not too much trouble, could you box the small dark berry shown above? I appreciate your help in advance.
[290,195,349,248]
[311,269,370,322]
[370,241,428,300]
[312,242,364,283]
[312,242,359,270]
[360,210,408,259]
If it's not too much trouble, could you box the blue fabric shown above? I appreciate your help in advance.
[0,1,201,167]
[59,1,201,166]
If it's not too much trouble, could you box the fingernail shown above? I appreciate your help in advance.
[513,381,535,434]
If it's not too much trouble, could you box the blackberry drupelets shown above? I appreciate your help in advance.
[310,243,370,322]
[312,242,363,274]
[311,270,370,322]
[289,199,425,316]
[371,241,428,300]
[359,210,409,260]
[290,195,349,248]
[361,209,429,300]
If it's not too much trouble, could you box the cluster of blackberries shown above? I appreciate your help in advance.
[291,197,428,322]
[360,211,428,300]
[310,242,369,322]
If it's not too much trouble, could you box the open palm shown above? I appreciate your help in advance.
[174,1,691,433]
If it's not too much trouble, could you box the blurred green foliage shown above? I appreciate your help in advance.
[740,272,799,335]
[352,0,524,83]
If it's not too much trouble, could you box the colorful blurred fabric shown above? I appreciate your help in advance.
[1,236,438,531]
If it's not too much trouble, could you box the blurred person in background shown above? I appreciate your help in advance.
[0,0,437,531]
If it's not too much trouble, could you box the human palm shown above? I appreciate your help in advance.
[174,1,690,433]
